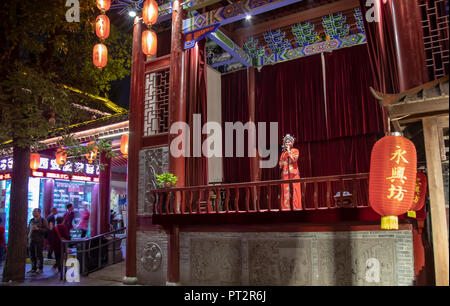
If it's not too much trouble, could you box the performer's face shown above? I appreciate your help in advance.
[285,140,293,147]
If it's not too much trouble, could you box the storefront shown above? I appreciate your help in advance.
[0,156,100,241]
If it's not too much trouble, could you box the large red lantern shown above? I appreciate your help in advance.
[85,142,98,164]
[407,172,427,218]
[120,134,128,158]
[96,0,111,12]
[93,43,108,69]
[30,153,41,170]
[142,0,158,25]
[369,133,417,229]
[142,30,157,56]
[55,147,67,166]
[95,15,110,40]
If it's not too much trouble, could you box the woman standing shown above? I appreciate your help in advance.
[279,134,302,210]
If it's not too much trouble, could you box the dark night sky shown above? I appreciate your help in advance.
[109,76,131,110]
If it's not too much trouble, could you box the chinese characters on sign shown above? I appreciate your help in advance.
[0,157,100,178]
[386,146,409,202]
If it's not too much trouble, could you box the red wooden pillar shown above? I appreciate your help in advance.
[90,183,99,237]
[167,0,184,284]
[99,152,111,234]
[390,0,429,90]
[125,16,145,283]
[247,67,260,182]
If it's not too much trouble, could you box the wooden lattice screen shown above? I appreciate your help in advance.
[418,0,449,80]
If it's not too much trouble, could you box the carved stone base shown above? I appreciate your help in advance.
[122,276,138,285]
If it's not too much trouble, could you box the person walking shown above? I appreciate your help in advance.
[27,208,49,274]
[63,203,75,231]
[46,207,58,259]
[49,216,70,272]
[0,216,6,266]
[77,204,90,238]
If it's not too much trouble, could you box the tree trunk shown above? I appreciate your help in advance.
[2,143,30,282]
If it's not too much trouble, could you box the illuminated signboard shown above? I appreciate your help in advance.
[0,173,12,180]
[71,175,94,182]
[0,156,99,177]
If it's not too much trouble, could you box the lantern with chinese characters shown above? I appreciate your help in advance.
[96,0,111,12]
[85,142,98,164]
[120,134,128,158]
[369,133,417,229]
[93,43,108,69]
[142,30,157,56]
[30,153,40,170]
[55,147,67,166]
[95,15,110,40]
[407,172,427,218]
[142,0,158,25]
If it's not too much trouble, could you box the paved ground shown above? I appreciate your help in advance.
[0,261,132,286]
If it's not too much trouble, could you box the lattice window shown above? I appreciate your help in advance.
[418,0,449,80]
[143,68,170,136]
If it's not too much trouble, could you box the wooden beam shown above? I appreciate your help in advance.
[208,29,252,66]
[234,0,359,39]
[422,117,449,286]
[185,0,223,12]
[398,112,449,125]
[183,0,303,33]
[388,97,449,119]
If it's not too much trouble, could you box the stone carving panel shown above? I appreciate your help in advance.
[317,238,395,286]
[138,147,169,215]
[140,242,163,272]
[190,238,242,285]
[248,239,312,285]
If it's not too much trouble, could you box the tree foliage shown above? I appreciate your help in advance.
[0,0,132,148]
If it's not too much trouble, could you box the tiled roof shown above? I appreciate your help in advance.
[371,75,449,107]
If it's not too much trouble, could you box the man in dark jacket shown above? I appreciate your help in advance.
[46,207,58,259]
[27,208,49,274]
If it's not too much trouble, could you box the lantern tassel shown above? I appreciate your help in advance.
[407,211,417,218]
[381,215,398,230]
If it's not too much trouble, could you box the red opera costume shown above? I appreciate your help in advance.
[279,148,302,210]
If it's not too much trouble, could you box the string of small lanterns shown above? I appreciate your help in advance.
[93,0,111,69]
[141,0,158,58]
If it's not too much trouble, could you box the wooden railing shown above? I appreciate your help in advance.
[60,227,126,281]
[151,173,370,215]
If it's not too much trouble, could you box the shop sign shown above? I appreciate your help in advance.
[1,157,99,176]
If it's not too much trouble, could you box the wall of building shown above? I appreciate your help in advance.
[178,230,415,286]
[136,147,169,285]
[206,65,223,184]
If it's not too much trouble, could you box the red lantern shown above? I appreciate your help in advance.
[93,43,108,68]
[369,133,417,229]
[142,0,158,25]
[85,142,98,164]
[407,172,427,218]
[55,147,67,166]
[96,0,111,11]
[142,30,157,56]
[95,15,110,40]
[120,134,128,158]
[30,153,40,170]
